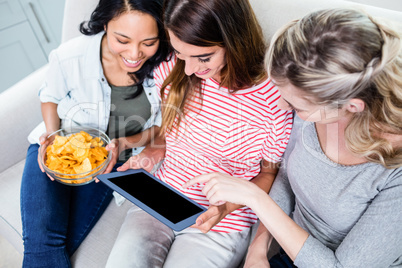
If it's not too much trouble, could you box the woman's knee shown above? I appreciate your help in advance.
[106,207,174,267]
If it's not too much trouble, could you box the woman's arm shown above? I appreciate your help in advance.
[243,223,272,268]
[114,130,166,173]
[249,188,308,261]
[190,159,279,233]
[38,102,61,175]
[186,169,402,267]
[119,126,160,150]
[103,126,163,174]
[184,173,308,260]
[41,102,60,135]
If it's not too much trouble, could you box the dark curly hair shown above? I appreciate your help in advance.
[80,0,171,98]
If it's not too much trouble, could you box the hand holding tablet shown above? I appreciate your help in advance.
[97,169,206,231]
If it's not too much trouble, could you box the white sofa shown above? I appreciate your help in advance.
[1,0,401,266]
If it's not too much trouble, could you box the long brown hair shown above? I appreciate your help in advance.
[161,0,267,134]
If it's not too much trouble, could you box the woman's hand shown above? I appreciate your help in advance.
[39,102,61,181]
[191,204,230,233]
[37,131,55,181]
[244,253,270,268]
[117,142,166,173]
[94,138,122,182]
[104,138,121,172]
[184,172,266,233]
[184,160,278,232]
[183,172,264,208]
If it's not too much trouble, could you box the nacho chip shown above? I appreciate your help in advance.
[73,157,93,174]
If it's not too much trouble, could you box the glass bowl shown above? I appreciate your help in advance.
[39,127,111,186]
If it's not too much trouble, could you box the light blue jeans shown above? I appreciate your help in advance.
[106,205,251,268]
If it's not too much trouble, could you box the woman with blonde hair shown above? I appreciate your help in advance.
[105,0,293,267]
[186,8,402,267]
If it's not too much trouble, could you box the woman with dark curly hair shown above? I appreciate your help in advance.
[20,0,171,267]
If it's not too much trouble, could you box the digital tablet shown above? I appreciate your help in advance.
[97,169,206,231]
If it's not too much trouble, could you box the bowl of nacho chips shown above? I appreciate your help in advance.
[39,127,111,186]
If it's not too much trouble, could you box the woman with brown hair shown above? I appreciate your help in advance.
[105,0,293,267]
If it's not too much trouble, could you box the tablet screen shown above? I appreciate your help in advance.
[108,172,204,223]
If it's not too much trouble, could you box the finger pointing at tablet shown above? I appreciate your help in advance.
[184,172,263,208]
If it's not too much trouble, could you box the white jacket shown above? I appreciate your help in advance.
[28,32,161,157]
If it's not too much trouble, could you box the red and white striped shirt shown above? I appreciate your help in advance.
[154,56,293,233]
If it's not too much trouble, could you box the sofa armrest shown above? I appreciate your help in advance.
[0,65,47,173]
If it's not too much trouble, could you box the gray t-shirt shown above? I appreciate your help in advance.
[270,115,402,267]
[108,84,151,161]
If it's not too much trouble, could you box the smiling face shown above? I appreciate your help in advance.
[104,10,159,73]
[168,30,226,81]
[275,81,348,123]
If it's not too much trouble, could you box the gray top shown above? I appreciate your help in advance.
[270,115,402,267]
[108,84,151,161]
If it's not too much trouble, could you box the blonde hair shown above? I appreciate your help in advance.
[266,8,402,168]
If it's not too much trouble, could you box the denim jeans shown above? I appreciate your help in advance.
[20,144,120,268]
[269,248,298,268]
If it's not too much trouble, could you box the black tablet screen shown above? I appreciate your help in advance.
[109,172,204,223]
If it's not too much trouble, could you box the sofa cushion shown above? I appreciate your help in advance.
[71,200,132,267]
[0,160,24,254]
[0,66,45,174]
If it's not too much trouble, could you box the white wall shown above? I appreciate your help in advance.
[346,0,402,12]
